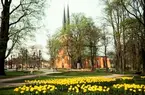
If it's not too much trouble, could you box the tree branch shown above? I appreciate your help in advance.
[121,0,145,26]
[9,0,36,27]
[140,0,144,8]
[9,4,21,15]
[5,35,19,58]
[9,13,26,26]
[9,26,32,37]
[5,41,16,58]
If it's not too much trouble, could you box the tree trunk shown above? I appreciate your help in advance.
[141,47,145,73]
[90,56,95,71]
[0,0,11,76]
[0,56,6,75]
[142,1,145,73]
[104,45,108,72]
[90,42,95,71]
[70,57,76,69]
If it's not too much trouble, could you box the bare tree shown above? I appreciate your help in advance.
[121,0,145,73]
[104,0,130,73]
[0,0,46,75]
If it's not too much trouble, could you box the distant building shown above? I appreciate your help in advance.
[41,60,51,68]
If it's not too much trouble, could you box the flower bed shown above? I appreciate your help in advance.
[14,76,145,95]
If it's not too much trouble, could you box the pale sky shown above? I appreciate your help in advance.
[34,0,106,60]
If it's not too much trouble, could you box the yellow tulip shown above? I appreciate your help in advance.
[35,91,39,94]
[43,90,46,93]
[133,90,136,92]
[138,89,142,92]
[20,91,24,94]
[14,88,19,92]
[83,89,87,93]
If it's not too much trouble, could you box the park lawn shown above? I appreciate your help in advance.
[48,71,112,76]
[4,76,68,83]
[0,87,15,95]
[3,71,112,83]
[0,70,43,79]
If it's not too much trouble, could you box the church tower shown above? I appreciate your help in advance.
[63,6,66,30]
[63,3,70,30]
[54,3,71,69]
[67,4,70,25]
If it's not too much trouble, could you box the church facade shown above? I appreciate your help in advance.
[54,48,111,69]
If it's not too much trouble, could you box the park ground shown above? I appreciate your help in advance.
[0,68,143,95]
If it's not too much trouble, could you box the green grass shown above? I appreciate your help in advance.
[4,76,68,83]
[0,87,15,95]
[0,70,43,79]
[6,70,43,75]
[3,71,112,83]
[48,71,112,76]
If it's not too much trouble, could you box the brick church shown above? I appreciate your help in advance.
[54,4,111,69]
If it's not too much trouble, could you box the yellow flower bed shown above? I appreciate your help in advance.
[13,76,145,95]
[25,77,116,85]
[141,76,145,79]
[120,76,133,80]
[68,84,110,93]
[113,83,145,92]
[14,84,57,94]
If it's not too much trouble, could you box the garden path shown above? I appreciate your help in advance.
[0,69,60,88]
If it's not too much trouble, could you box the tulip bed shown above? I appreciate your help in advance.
[14,76,145,95]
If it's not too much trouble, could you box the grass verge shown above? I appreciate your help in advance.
[0,70,43,79]
[0,87,15,95]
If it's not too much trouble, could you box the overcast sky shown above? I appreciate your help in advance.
[34,0,106,60]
